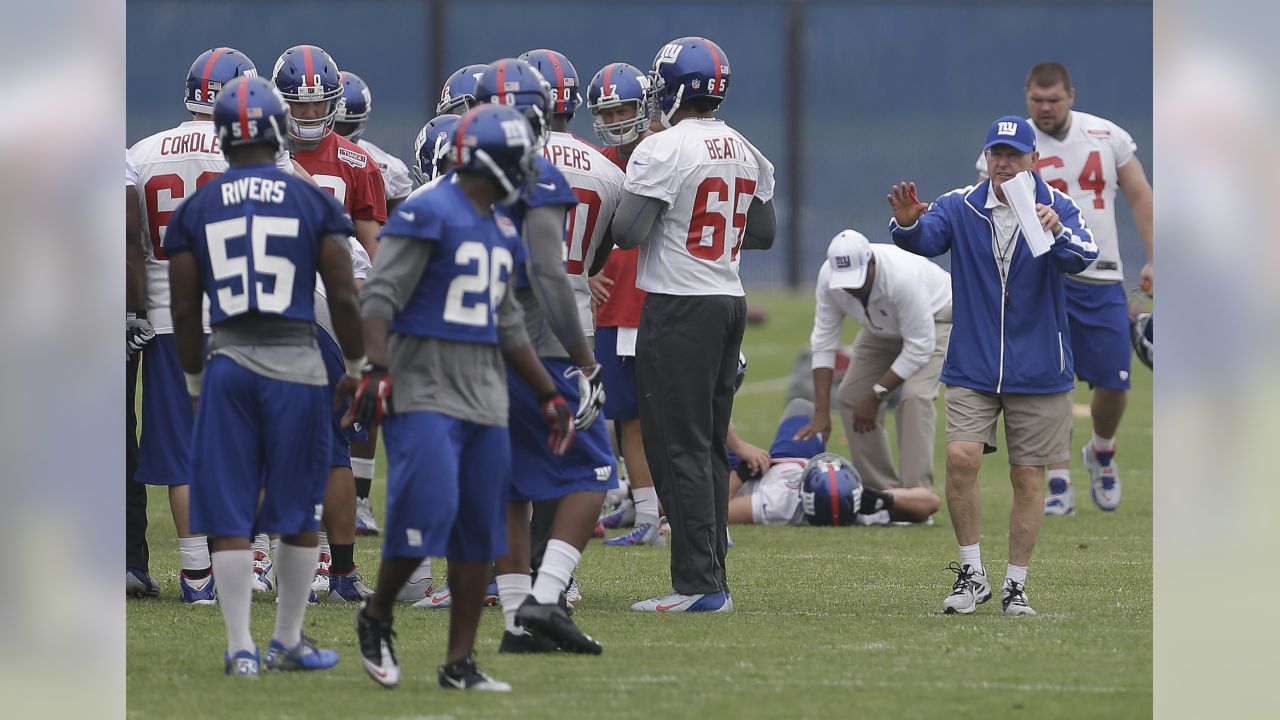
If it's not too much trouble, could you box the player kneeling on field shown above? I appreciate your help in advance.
[728,399,940,526]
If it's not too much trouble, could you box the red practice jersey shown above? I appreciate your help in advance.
[291,132,387,223]
[596,144,645,329]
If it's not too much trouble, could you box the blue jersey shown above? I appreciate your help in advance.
[383,176,527,344]
[165,164,353,326]
[510,157,577,290]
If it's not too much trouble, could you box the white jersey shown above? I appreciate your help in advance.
[977,110,1137,283]
[126,120,293,332]
[315,237,372,341]
[625,118,775,296]
[543,130,626,334]
[358,138,413,202]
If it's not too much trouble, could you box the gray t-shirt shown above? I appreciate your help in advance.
[361,234,531,425]
[521,204,586,359]
[208,315,327,386]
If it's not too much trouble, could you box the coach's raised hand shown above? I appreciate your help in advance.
[887,181,929,227]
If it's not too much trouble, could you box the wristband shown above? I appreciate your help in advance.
[126,312,136,322]
[184,371,203,398]
[344,355,368,380]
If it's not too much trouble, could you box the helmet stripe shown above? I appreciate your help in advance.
[826,464,840,525]
[237,76,251,143]
[602,63,614,101]
[301,46,315,86]
[200,47,229,106]
[494,60,508,105]
[547,53,566,113]
[454,110,478,169]
[701,38,722,95]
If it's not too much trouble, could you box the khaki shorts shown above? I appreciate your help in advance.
[945,386,1071,466]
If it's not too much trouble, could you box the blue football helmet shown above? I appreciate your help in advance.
[452,104,539,205]
[437,63,488,116]
[475,58,552,148]
[271,44,343,145]
[185,47,257,114]
[412,113,460,185]
[335,71,372,142]
[650,36,730,128]
[586,62,651,146]
[212,76,289,155]
[734,351,748,393]
[1128,288,1153,369]
[799,453,863,527]
[518,49,582,117]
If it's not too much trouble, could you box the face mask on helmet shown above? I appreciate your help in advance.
[286,98,340,144]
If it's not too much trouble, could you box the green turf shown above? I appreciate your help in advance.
[127,291,1152,719]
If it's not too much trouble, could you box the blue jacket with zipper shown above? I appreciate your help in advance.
[891,176,1098,395]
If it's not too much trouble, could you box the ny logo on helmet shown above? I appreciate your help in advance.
[502,119,531,147]
[997,121,1018,136]
[655,43,683,67]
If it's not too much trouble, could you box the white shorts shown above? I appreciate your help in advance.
[737,460,807,526]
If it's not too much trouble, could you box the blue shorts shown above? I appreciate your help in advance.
[136,334,196,486]
[381,411,509,561]
[1064,278,1132,390]
[768,415,825,460]
[318,327,369,468]
[508,358,619,503]
[594,326,639,421]
[188,356,330,538]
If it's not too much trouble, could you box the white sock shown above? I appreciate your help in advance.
[351,457,375,480]
[211,550,255,655]
[273,542,319,648]
[317,532,330,561]
[179,536,211,572]
[1006,563,1028,586]
[251,533,270,557]
[407,557,432,585]
[632,486,660,519]
[959,543,983,574]
[1091,431,1115,452]
[1048,468,1071,487]
[496,573,532,635]
[532,540,580,605]
[269,537,281,557]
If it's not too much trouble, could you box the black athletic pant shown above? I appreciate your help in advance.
[126,356,150,572]
[528,498,559,573]
[637,293,745,595]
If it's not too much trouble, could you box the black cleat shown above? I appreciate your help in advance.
[499,629,559,654]
[515,597,603,655]
[355,602,400,688]
[438,654,511,691]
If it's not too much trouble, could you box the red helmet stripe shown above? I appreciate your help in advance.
[454,110,479,168]
[200,47,228,105]
[701,38,722,94]
[237,76,251,143]
[494,60,508,105]
[301,46,315,86]
[602,63,615,99]
[826,464,841,525]
[547,53,566,112]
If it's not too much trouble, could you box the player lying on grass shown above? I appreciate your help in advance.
[727,399,940,526]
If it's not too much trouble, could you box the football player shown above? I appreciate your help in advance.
[335,71,413,216]
[584,62,665,546]
[727,400,941,526]
[126,156,157,598]
[126,46,264,604]
[273,44,387,598]
[465,58,611,655]
[436,63,487,116]
[349,103,575,692]
[611,37,777,613]
[977,62,1154,515]
[165,76,365,676]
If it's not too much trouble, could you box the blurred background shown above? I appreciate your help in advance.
[126,0,1153,289]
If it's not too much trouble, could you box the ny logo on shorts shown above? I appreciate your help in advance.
[406,529,423,547]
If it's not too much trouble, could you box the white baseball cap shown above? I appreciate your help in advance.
[826,229,874,290]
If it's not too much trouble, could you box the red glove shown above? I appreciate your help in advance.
[539,392,576,455]
[345,364,393,430]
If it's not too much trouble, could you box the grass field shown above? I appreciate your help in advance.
[126,291,1153,719]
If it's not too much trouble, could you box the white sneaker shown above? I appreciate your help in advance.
[856,509,892,526]
[1044,477,1076,516]
[396,575,433,603]
[630,590,733,613]
[311,550,331,596]
[355,497,381,536]
[250,550,274,593]
[941,563,991,614]
[1083,443,1121,511]
[565,577,582,607]
[1001,579,1037,616]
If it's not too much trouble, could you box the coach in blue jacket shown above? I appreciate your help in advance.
[887,116,1097,617]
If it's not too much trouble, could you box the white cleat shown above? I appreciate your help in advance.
[311,550,331,596]
[1083,443,1121,511]
[941,563,991,615]
[1001,579,1037,616]
[355,497,382,536]
[250,550,275,593]
[1044,477,1076,516]
[630,590,733,613]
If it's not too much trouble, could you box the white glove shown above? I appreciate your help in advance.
[565,364,606,431]
[126,313,155,358]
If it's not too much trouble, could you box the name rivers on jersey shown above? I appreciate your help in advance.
[220,177,287,205]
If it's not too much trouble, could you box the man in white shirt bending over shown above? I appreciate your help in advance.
[795,229,952,494]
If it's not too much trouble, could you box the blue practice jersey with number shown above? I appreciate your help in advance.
[164,164,353,326]
[510,157,577,290]
[382,175,527,344]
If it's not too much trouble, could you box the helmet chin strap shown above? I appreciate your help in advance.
[659,84,684,129]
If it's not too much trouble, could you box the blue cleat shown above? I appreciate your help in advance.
[126,568,160,598]
[598,499,635,529]
[180,572,216,605]
[603,522,665,547]
[327,567,374,603]
[263,634,339,671]
[225,648,260,677]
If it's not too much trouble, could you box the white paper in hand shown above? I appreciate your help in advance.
[1003,171,1054,257]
